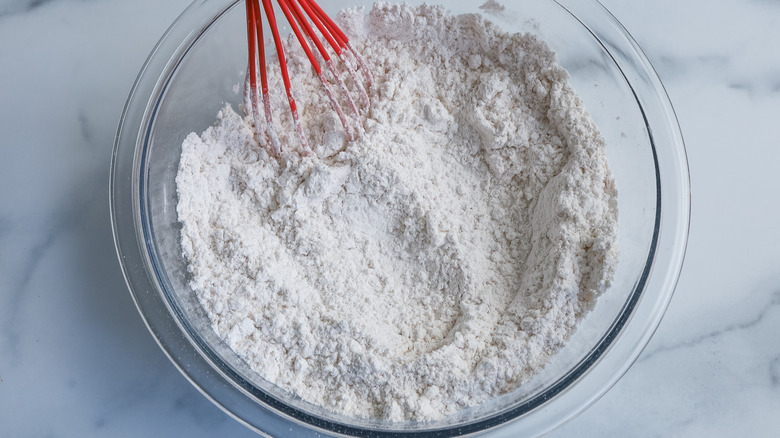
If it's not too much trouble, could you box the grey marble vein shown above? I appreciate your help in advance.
[1,218,64,356]
[78,109,94,143]
[771,356,780,387]
[639,289,780,363]
[0,0,57,17]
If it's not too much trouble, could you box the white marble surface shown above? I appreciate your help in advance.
[1,0,778,436]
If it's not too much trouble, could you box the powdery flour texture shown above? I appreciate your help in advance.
[176,2,618,421]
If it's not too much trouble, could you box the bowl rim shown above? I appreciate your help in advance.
[109,0,690,436]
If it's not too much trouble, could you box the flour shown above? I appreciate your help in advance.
[176,2,618,422]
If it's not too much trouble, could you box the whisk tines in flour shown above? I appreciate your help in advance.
[244,0,373,156]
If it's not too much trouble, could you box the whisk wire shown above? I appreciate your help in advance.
[284,0,360,121]
[277,0,355,140]
[292,0,369,107]
[304,0,373,87]
[244,0,371,155]
[245,0,266,149]
[251,0,282,155]
[258,0,311,154]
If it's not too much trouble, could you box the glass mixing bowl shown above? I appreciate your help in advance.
[110,0,690,436]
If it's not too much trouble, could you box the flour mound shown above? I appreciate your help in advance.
[176,3,618,422]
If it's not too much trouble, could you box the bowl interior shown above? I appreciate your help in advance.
[138,0,658,434]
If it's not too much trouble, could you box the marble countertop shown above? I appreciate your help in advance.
[1,0,778,436]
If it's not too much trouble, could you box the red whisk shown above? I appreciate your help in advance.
[244,0,373,156]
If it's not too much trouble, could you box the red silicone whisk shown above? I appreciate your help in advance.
[244,0,373,156]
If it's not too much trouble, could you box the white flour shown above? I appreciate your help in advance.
[176,2,618,421]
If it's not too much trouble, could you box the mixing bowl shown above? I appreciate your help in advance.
[110,0,690,436]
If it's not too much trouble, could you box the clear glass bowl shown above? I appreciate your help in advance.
[110,0,690,436]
